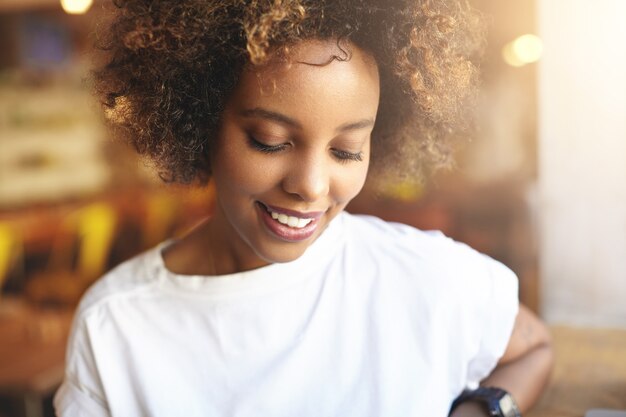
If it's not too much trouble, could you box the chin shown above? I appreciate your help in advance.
[251,239,312,265]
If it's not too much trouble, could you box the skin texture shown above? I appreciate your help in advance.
[163,40,379,274]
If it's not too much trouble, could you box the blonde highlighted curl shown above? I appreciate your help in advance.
[94,0,485,186]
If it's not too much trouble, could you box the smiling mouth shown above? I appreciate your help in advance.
[267,210,314,229]
[256,202,324,241]
[259,202,323,227]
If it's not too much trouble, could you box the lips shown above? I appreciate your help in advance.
[256,202,324,242]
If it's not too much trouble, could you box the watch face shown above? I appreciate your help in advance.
[499,395,514,412]
[452,387,520,417]
[498,394,519,417]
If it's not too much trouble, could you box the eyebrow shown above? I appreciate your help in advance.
[240,107,374,133]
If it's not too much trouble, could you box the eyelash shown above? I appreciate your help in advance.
[247,136,288,154]
[332,149,364,163]
[247,135,363,163]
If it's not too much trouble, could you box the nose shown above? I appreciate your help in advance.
[282,152,330,202]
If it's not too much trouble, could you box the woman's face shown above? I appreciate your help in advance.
[210,39,380,272]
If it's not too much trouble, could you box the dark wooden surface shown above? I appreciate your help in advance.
[0,299,72,398]
[528,326,626,417]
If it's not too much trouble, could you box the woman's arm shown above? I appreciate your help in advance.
[450,304,554,416]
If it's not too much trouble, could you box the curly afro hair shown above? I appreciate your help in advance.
[94,0,485,186]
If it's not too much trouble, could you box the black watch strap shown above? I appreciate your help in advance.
[449,387,522,417]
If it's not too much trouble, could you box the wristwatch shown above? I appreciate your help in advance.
[449,387,522,417]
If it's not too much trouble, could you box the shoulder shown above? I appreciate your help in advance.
[339,212,517,294]
[75,244,165,319]
[342,211,446,245]
[56,248,165,417]
[342,211,481,263]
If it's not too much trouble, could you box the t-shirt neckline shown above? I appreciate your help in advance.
[151,212,347,297]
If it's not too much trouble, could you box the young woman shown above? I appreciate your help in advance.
[55,1,553,416]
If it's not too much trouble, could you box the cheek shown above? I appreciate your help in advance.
[213,147,281,198]
[332,164,369,204]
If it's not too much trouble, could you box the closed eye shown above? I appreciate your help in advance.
[248,134,363,162]
[247,135,289,154]
[332,149,364,163]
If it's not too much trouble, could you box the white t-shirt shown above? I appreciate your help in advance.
[54,212,518,417]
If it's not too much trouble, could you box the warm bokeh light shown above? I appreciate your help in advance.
[60,0,93,15]
[502,34,543,67]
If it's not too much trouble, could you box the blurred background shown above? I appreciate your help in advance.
[0,0,625,416]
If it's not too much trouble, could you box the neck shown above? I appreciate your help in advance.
[162,215,269,276]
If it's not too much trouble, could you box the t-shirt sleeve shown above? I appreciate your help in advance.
[465,256,519,388]
[54,314,110,417]
[54,378,109,417]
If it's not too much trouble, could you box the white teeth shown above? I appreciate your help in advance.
[267,208,314,229]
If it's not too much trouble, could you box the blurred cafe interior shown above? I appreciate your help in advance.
[0,0,625,416]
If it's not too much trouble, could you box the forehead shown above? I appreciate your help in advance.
[281,38,355,66]
[227,39,380,123]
